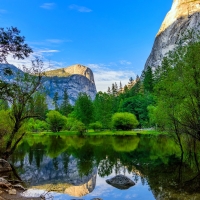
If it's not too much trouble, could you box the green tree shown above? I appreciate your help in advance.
[46,110,67,132]
[60,89,72,116]
[93,92,113,129]
[143,66,154,93]
[154,30,200,140]
[112,112,139,130]
[53,92,59,111]
[1,58,44,158]
[73,93,93,127]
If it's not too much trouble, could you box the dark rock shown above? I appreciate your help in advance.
[106,175,135,190]
[0,159,12,173]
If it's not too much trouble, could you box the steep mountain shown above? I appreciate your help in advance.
[0,64,97,107]
[44,64,97,107]
[144,0,200,71]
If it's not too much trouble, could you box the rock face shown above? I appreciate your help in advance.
[144,0,200,71]
[0,64,97,106]
[44,64,97,106]
[106,175,135,190]
[0,159,12,173]
[45,64,95,83]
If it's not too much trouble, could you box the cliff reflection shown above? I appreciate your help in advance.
[10,134,200,199]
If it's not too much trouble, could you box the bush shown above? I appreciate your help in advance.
[89,121,103,131]
[112,112,139,130]
[46,111,67,132]
[28,118,48,132]
[70,120,86,135]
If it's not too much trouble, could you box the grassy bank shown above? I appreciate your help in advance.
[32,129,166,136]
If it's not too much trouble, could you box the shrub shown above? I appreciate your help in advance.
[70,120,86,135]
[112,112,139,130]
[89,121,103,131]
[28,118,48,132]
[46,111,67,132]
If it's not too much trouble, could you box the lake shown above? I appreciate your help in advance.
[8,134,200,200]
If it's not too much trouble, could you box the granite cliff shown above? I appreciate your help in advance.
[0,64,97,107]
[44,64,97,107]
[144,0,200,71]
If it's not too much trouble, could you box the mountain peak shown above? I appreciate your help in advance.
[157,0,200,36]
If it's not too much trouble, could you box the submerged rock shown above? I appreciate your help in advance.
[0,159,12,173]
[106,175,135,190]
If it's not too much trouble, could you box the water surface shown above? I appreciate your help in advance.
[9,134,200,199]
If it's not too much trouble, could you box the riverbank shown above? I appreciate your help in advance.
[32,129,166,136]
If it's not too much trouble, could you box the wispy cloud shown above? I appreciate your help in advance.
[6,49,64,71]
[46,39,72,44]
[69,4,92,13]
[0,9,7,14]
[87,63,136,92]
[119,60,132,65]
[38,49,59,53]
[40,3,55,10]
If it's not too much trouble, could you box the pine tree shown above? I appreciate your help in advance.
[60,89,72,116]
[107,87,111,95]
[53,92,59,111]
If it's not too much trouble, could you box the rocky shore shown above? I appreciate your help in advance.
[0,159,41,200]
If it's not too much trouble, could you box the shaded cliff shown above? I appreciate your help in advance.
[0,64,97,107]
[144,0,200,71]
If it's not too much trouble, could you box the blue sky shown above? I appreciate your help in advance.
[0,0,172,91]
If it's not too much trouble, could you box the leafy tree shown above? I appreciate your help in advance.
[112,112,139,130]
[73,93,93,126]
[46,110,67,132]
[70,121,86,135]
[0,27,33,63]
[89,121,103,131]
[118,94,155,127]
[2,59,44,158]
[154,30,200,140]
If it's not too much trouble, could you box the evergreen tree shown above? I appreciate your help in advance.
[60,89,72,116]
[53,92,59,111]
[143,66,154,93]
[73,93,94,127]
[107,87,111,95]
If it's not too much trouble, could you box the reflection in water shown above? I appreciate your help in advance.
[9,134,200,199]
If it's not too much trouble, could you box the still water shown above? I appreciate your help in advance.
[9,134,200,199]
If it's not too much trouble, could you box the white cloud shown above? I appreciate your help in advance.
[46,39,72,43]
[69,4,92,13]
[6,50,64,72]
[87,63,136,92]
[38,49,59,53]
[40,3,55,10]
[119,60,132,65]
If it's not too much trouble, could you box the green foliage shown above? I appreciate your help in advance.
[152,31,200,140]
[142,66,154,93]
[60,89,72,117]
[93,92,113,129]
[73,93,93,126]
[70,120,86,135]
[46,110,67,132]
[28,118,48,132]
[89,121,103,131]
[118,94,155,127]
[112,112,139,130]
[53,92,59,111]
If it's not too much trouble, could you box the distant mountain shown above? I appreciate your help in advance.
[144,0,200,71]
[0,64,97,108]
